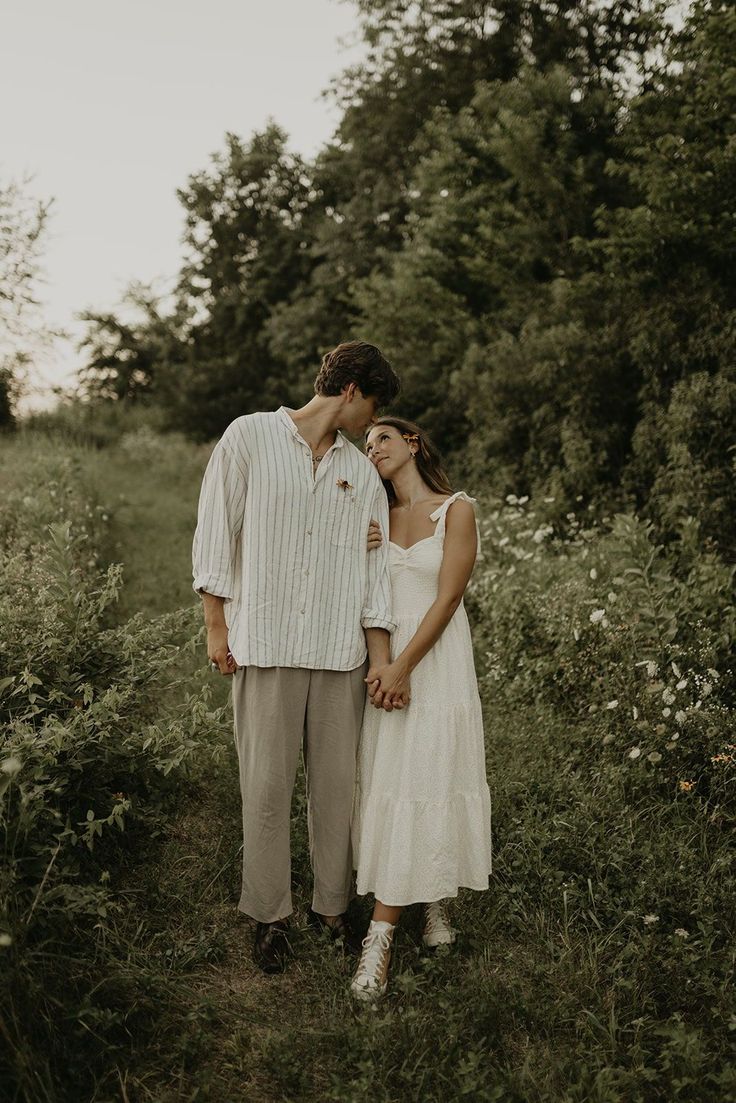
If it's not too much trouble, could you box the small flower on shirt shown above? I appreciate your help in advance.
[336,478,354,492]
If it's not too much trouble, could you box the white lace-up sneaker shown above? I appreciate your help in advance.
[350,920,395,1002]
[422,900,457,948]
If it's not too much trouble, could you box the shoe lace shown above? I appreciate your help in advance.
[423,901,451,937]
[355,928,392,982]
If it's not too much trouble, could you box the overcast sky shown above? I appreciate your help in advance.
[1,0,363,406]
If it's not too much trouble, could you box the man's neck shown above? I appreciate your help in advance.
[287,397,341,453]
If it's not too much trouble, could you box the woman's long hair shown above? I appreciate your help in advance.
[367,416,452,506]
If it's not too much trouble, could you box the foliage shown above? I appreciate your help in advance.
[468,495,735,809]
[0,441,229,1098]
[0,175,53,424]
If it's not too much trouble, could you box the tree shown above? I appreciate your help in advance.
[0,176,52,426]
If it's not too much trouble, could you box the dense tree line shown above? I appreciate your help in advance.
[76,0,735,552]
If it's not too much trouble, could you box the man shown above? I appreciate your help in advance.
[192,340,401,973]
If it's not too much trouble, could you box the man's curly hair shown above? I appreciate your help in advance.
[314,341,400,409]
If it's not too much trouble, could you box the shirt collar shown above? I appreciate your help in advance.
[277,406,346,449]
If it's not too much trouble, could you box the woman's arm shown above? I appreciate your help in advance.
[371,500,477,710]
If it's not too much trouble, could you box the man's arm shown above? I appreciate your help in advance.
[361,480,403,706]
[202,592,237,675]
[192,426,249,674]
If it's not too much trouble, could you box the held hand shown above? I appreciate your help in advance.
[207,626,238,676]
[364,662,411,711]
[367,518,383,552]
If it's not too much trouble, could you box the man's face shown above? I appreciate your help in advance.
[343,387,379,436]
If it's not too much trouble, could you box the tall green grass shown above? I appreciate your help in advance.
[1,410,733,1102]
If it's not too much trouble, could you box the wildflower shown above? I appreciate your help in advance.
[701,682,713,698]
[678,779,694,792]
[671,662,682,679]
[518,495,529,505]
[662,688,676,706]
[590,609,606,624]
[636,660,658,679]
[662,708,671,718]
[543,496,555,503]
[0,933,12,947]
[506,565,516,576]
[608,591,618,603]
[498,536,510,547]
[632,706,639,720]
[674,928,689,939]
[506,494,519,505]
[675,710,687,725]
[602,733,615,745]
[0,756,21,777]
[647,751,663,764]
[671,733,679,741]
[605,700,618,710]
[628,747,641,760]
[642,914,659,925]
[676,679,688,691]
[707,668,720,681]
[573,628,580,641]
[589,568,598,580]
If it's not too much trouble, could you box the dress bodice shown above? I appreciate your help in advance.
[388,492,480,620]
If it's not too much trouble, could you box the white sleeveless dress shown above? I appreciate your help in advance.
[352,492,493,906]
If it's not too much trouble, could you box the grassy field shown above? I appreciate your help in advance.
[1,416,734,1103]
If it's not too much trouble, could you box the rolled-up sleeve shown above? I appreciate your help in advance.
[361,481,397,633]
[192,433,248,600]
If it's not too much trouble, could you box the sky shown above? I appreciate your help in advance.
[1,0,364,407]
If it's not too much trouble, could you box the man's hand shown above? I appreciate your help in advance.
[365,662,411,712]
[207,625,238,676]
[367,518,383,552]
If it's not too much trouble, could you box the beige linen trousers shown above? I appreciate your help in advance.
[232,663,367,923]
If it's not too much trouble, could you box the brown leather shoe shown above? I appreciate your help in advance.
[253,920,292,974]
[307,908,363,956]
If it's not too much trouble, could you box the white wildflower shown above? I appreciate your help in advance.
[0,756,21,777]
[642,914,659,925]
[671,732,680,741]
[518,495,529,505]
[605,699,618,710]
[543,496,556,503]
[498,536,510,547]
[589,568,598,580]
[590,609,606,624]
[0,933,12,947]
[647,751,663,764]
[675,710,687,725]
[629,747,642,760]
[676,679,688,690]
[632,706,639,720]
[602,733,615,745]
[662,708,671,718]
[707,668,720,681]
[674,928,689,939]
[506,565,516,576]
[608,591,618,603]
[701,682,713,698]
[662,688,676,706]
[506,494,519,505]
[573,628,580,641]
[671,662,682,679]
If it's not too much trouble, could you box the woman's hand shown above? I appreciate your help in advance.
[367,518,383,552]
[365,661,411,711]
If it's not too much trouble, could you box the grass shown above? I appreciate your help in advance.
[2,416,734,1102]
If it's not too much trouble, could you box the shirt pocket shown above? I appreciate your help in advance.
[327,495,359,548]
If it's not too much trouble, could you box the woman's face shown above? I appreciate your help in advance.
[365,424,415,480]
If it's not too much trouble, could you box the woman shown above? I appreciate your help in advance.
[350,417,493,1001]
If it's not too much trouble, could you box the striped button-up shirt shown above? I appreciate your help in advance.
[192,407,396,670]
